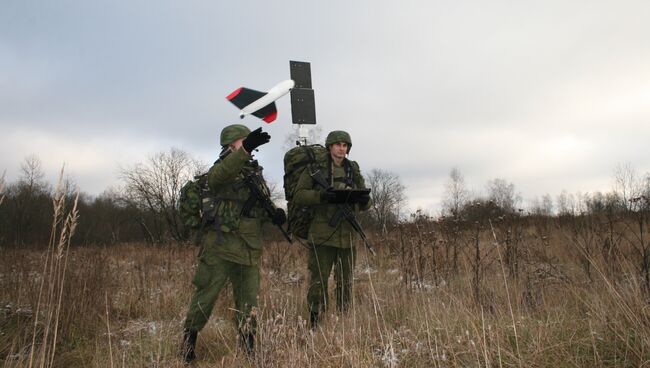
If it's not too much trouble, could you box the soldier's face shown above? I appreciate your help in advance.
[329,142,348,161]
[230,138,244,151]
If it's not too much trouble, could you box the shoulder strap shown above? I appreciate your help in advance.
[304,145,316,162]
[310,168,331,190]
[344,159,354,186]
[331,159,355,187]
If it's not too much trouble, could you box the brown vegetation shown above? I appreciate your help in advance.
[1,158,649,366]
[2,207,650,367]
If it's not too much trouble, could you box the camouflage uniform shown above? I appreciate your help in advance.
[182,124,276,360]
[292,131,370,324]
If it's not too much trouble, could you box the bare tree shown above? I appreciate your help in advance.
[556,190,577,216]
[441,167,469,217]
[366,168,406,233]
[20,154,49,193]
[611,164,650,292]
[589,191,623,214]
[266,180,286,209]
[486,178,520,213]
[531,193,554,216]
[614,162,643,211]
[541,193,554,215]
[526,197,539,213]
[120,147,205,242]
[10,155,52,245]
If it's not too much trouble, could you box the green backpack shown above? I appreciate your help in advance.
[283,144,328,239]
[179,173,211,230]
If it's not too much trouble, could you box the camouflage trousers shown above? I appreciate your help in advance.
[184,256,259,333]
[307,245,356,313]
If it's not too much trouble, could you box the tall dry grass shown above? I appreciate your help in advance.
[1,213,650,366]
[11,167,80,368]
[0,172,6,206]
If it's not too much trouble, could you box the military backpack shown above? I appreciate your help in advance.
[179,173,218,231]
[179,157,271,242]
[282,145,329,239]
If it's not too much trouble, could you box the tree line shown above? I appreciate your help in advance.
[1,151,647,248]
[0,150,407,247]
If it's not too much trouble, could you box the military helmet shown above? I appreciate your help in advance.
[220,124,251,146]
[325,130,352,153]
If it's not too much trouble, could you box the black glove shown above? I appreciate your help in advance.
[357,193,371,206]
[242,127,270,153]
[320,190,337,203]
[272,208,286,226]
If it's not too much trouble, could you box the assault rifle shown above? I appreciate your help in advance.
[310,170,376,256]
[242,162,292,244]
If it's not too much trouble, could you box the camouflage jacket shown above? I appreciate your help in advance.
[292,157,370,248]
[199,148,271,266]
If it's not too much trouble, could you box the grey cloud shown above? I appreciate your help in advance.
[1,0,649,212]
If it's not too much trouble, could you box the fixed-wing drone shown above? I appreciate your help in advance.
[226,80,295,123]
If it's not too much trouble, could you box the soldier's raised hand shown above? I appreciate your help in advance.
[242,127,271,153]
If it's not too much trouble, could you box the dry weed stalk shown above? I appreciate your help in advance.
[0,171,6,206]
[489,220,522,368]
[573,238,650,360]
[26,165,80,368]
[105,292,115,368]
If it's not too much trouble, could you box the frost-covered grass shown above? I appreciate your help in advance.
[2,222,650,367]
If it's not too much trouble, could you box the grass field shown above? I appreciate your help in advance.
[2,212,650,367]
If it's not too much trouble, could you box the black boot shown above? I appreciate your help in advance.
[181,329,197,363]
[239,331,255,357]
[309,310,319,330]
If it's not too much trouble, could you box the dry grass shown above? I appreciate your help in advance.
[2,217,650,367]
[0,172,5,206]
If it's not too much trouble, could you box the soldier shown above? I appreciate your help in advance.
[292,130,371,329]
[181,124,286,362]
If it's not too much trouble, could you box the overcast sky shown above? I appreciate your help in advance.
[1,0,649,213]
